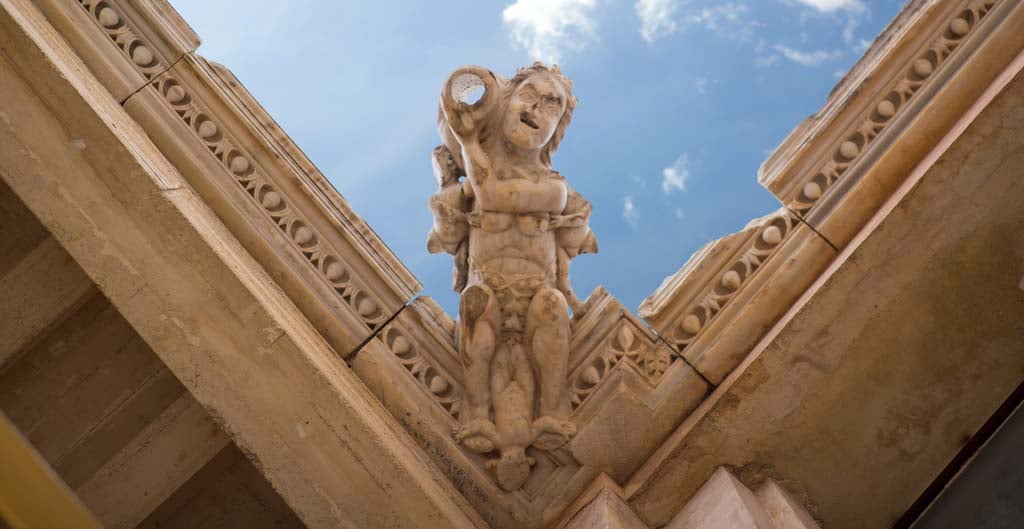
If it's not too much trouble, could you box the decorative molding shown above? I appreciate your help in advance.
[351,292,707,528]
[50,0,419,353]
[569,321,672,410]
[640,209,797,355]
[761,0,999,220]
[75,0,168,80]
[148,72,390,329]
[380,323,464,417]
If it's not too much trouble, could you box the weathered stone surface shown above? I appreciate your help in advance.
[0,3,483,528]
[32,0,199,101]
[124,52,419,358]
[564,489,650,529]
[628,61,1024,529]
[665,468,819,529]
[429,63,596,491]
[0,237,95,371]
[641,209,836,384]
[760,0,1024,250]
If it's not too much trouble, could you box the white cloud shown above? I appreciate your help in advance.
[637,0,680,43]
[755,54,780,67]
[841,16,858,44]
[623,195,638,225]
[773,44,839,66]
[503,0,598,64]
[685,3,757,41]
[695,77,707,95]
[791,0,865,13]
[661,154,689,194]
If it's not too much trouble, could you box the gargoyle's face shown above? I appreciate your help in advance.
[502,75,566,151]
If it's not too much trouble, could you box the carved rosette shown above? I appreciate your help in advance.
[570,322,672,410]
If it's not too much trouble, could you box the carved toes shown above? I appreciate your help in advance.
[531,416,576,451]
[454,418,498,453]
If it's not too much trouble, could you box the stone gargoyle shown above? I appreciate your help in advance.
[427,62,597,491]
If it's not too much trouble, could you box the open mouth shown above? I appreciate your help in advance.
[519,111,539,130]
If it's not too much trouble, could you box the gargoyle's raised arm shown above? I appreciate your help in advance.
[439,66,502,190]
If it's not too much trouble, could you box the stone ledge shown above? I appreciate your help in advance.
[122,53,418,355]
[641,209,835,384]
[759,0,1023,249]
[33,0,199,101]
[35,0,420,356]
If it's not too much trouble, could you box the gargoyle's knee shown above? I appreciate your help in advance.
[527,288,569,324]
[460,283,497,324]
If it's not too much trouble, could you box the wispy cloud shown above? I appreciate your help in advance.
[685,3,758,41]
[695,77,708,94]
[623,195,639,226]
[637,0,680,43]
[773,44,840,66]
[503,0,598,64]
[661,154,689,194]
[791,0,865,13]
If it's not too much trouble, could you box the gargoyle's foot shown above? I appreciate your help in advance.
[531,416,576,451]
[453,418,497,453]
[486,447,535,491]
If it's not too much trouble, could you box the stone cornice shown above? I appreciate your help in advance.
[34,0,199,101]
[33,0,421,354]
[627,2,1024,526]
[760,0,1018,247]
[640,209,835,384]
[640,0,1024,385]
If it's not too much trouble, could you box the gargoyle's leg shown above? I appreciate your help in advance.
[456,283,499,452]
[525,288,576,450]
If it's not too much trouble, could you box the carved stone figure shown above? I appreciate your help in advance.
[427,63,597,491]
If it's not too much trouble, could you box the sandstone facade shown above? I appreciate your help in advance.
[0,0,1021,528]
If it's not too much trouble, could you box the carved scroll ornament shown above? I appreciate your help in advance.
[427,63,597,491]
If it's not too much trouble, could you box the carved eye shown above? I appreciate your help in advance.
[542,95,562,114]
[519,87,538,103]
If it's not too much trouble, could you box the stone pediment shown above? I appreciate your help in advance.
[5,0,1024,527]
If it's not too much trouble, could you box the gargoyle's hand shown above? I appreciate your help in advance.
[568,294,587,318]
[444,100,476,138]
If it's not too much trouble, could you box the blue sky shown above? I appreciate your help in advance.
[172,0,904,315]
